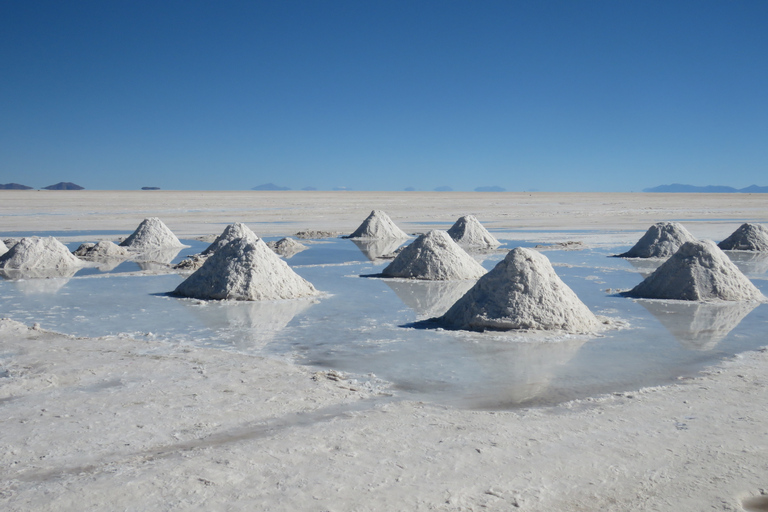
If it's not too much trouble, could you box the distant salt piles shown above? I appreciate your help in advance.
[625,240,765,301]
[618,221,696,258]
[346,210,408,239]
[440,247,601,332]
[0,237,83,272]
[202,222,259,256]
[447,215,500,248]
[382,230,486,280]
[174,238,318,301]
[120,217,186,250]
[718,223,768,251]
[73,241,130,260]
[267,237,307,258]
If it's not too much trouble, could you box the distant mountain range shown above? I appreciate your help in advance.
[644,184,768,193]
[0,183,33,190]
[475,186,506,192]
[252,183,290,191]
[43,182,84,190]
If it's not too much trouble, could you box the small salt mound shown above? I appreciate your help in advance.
[440,247,600,332]
[625,240,765,301]
[447,215,500,248]
[618,221,696,258]
[202,222,259,256]
[346,210,408,239]
[73,241,130,260]
[0,240,7,257]
[0,237,83,271]
[174,238,318,301]
[382,230,487,280]
[267,237,307,258]
[718,223,768,251]
[120,217,186,250]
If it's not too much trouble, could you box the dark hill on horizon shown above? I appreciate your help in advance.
[0,183,33,190]
[644,184,768,193]
[252,183,290,191]
[42,182,84,190]
[475,185,506,192]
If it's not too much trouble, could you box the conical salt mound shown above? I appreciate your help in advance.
[174,238,318,301]
[0,240,7,257]
[0,237,83,271]
[440,247,601,332]
[267,237,307,258]
[626,240,765,301]
[203,222,259,256]
[120,217,185,250]
[718,223,768,251]
[382,230,487,280]
[346,210,408,239]
[447,215,500,248]
[618,221,696,258]
[74,241,130,260]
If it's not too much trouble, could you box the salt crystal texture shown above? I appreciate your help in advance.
[618,221,696,258]
[120,217,186,250]
[174,238,318,301]
[626,240,765,301]
[74,241,130,260]
[717,223,768,251]
[447,215,500,248]
[346,210,408,239]
[267,237,307,258]
[382,230,487,280]
[0,237,83,271]
[202,222,259,256]
[441,247,601,332]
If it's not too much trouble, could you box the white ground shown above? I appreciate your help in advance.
[1,191,768,511]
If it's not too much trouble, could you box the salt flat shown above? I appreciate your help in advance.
[1,191,768,511]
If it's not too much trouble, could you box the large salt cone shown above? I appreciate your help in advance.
[203,222,259,256]
[441,247,601,333]
[718,223,768,251]
[174,237,318,301]
[625,240,765,301]
[382,230,486,280]
[447,215,500,248]
[0,237,83,272]
[120,217,186,250]
[346,210,408,239]
[618,221,696,258]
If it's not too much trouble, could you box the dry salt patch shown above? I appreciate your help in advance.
[73,241,130,260]
[174,238,318,301]
[345,210,408,239]
[447,215,500,248]
[0,236,83,271]
[267,237,307,258]
[439,247,601,333]
[382,230,487,280]
[718,223,768,251]
[624,240,765,301]
[119,217,186,250]
[617,221,696,258]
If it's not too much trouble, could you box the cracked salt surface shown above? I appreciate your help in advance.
[1,233,767,410]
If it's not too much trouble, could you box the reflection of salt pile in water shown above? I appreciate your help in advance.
[618,221,696,258]
[120,217,186,250]
[441,247,601,332]
[382,230,486,280]
[447,215,500,248]
[727,251,768,275]
[638,300,759,351]
[346,210,408,239]
[202,222,259,256]
[74,241,130,260]
[0,237,84,277]
[384,279,475,318]
[267,237,307,258]
[626,240,765,301]
[352,238,405,262]
[718,223,768,251]
[174,238,318,301]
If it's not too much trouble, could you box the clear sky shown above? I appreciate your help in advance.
[2,1,767,191]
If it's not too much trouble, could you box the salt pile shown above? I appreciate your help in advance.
[618,221,696,258]
[73,241,130,260]
[382,230,487,280]
[0,237,83,271]
[625,240,765,301]
[174,238,318,301]
[440,247,601,332]
[202,222,259,256]
[267,237,307,258]
[346,210,408,239]
[0,240,7,257]
[717,223,768,251]
[447,215,500,248]
[119,217,186,250]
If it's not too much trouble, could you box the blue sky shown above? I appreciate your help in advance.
[1,1,767,191]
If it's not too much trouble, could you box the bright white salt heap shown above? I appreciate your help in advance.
[119,217,186,250]
[718,223,768,251]
[382,230,487,280]
[73,241,130,260]
[174,237,318,301]
[440,247,601,332]
[618,221,697,258]
[626,240,765,301]
[0,240,7,257]
[202,222,259,256]
[447,215,500,248]
[346,210,409,239]
[267,237,307,258]
[0,236,83,271]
